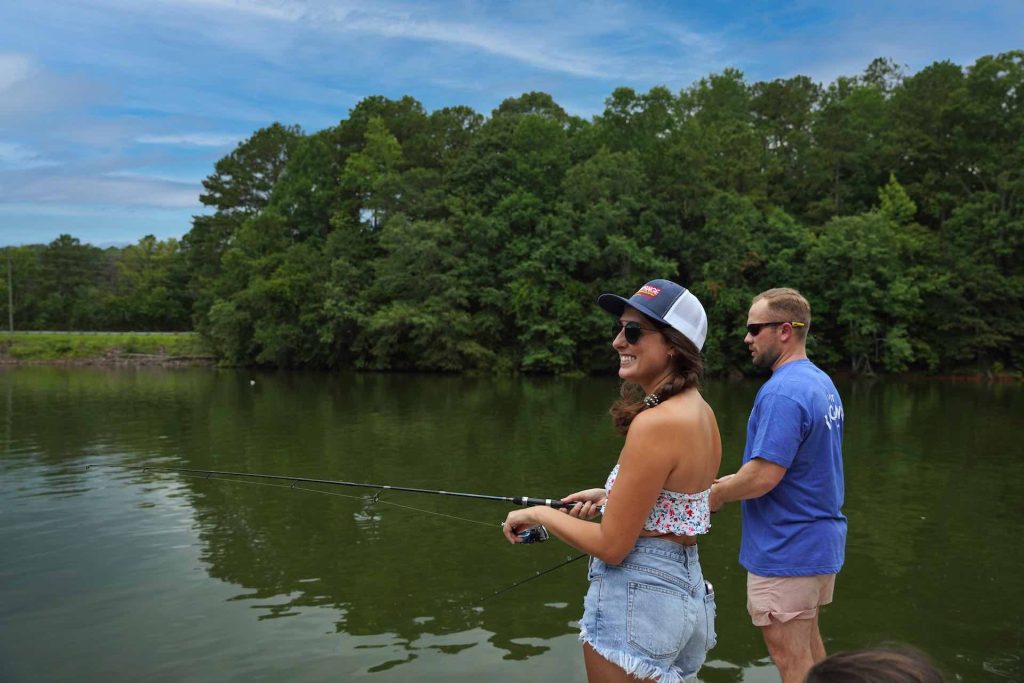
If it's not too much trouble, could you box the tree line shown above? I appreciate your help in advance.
[3,53,1021,376]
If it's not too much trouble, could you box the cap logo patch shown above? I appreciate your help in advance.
[636,285,661,299]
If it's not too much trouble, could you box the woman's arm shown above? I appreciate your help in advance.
[503,408,688,565]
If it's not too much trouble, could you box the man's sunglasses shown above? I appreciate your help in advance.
[612,320,661,344]
[746,321,807,336]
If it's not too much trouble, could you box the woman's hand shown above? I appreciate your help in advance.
[502,507,540,544]
[559,488,607,520]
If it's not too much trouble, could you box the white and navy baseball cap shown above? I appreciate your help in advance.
[598,279,708,350]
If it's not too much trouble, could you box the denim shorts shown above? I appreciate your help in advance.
[579,538,717,682]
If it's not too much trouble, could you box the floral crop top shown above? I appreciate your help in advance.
[599,463,712,536]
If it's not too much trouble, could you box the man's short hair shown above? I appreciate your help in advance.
[752,288,811,338]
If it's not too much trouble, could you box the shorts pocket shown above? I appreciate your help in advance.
[626,581,693,659]
[703,581,718,651]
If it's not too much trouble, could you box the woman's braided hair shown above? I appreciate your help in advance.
[609,323,704,436]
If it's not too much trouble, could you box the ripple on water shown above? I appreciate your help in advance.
[983,654,1023,680]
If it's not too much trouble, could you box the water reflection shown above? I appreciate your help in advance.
[1,366,1022,682]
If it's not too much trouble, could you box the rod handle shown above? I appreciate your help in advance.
[516,497,573,509]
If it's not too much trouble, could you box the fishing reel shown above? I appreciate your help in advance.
[516,525,549,544]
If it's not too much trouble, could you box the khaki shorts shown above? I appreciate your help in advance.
[746,573,835,627]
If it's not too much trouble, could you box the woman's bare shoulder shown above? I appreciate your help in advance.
[626,399,703,448]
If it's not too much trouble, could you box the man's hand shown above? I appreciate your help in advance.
[709,474,733,513]
[709,460,787,511]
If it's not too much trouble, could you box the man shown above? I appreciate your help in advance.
[710,288,846,683]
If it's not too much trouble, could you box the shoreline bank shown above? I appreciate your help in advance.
[0,352,216,367]
[0,332,214,367]
[1,333,1018,380]
[1,356,1018,382]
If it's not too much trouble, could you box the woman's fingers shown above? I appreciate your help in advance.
[556,489,607,518]
[560,488,605,504]
[559,501,581,515]
[502,509,537,543]
[564,500,602,519]
[501,520,520,543]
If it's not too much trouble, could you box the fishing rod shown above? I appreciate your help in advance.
[98,463,587,597]
[103,464,576,510]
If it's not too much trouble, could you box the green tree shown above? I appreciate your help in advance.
[199,123,304,215]
[268,128,347,243]
[808,75,891,221]
[750,76,821,214]
[670,69,766,217]
[926,195,1024,370]
[686,193,812,373]
[878,174,918,225]
[26,60,1014,376]
[107,236,191,330]
[0,246,45,330]
[806,211,931,373]
[339,116,404,229]
[185,123,303,329]
[359,215,489,371]
[889,60,966,227]
[37,235,107,329]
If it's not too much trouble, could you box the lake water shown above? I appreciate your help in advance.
[1,367,1021,682]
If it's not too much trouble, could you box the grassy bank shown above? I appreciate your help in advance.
[0,332,213,363]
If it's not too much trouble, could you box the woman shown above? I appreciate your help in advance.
[502,279,722,683]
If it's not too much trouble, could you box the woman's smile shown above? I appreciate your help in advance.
[612,308,675,394]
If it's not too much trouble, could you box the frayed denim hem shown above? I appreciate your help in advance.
[578,627,689,683]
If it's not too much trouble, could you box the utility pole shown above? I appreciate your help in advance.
[6,250,12,332]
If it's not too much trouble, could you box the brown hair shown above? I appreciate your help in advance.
[609,323,703,436]
[805,647,948,683]
[752,287,811,338]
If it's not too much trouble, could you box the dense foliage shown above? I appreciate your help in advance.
[1,235,191,332]
[3,54,1022,375]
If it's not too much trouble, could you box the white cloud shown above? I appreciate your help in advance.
[340,12,608,79]
[143,0,720,83]
[3,172,201,209]
[171,0,312,22]
[0,141,57,170]
[106,170,208,184]
[0,53,35,91]
[0,52,102,124]
[350,6,718,81]
[137,133,241,147]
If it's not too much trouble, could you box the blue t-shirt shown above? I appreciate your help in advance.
[739,359,847,576]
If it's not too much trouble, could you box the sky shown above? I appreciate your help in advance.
[0,0,1021,248]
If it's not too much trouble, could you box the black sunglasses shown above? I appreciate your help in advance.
[613,320,660,344]
[746,321,807,336]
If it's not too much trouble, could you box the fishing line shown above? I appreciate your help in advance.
[96,463,588,598]
[139,469,496,529]
[292,483,495,528]
[179,470,589,605]
[102,464,573,510]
